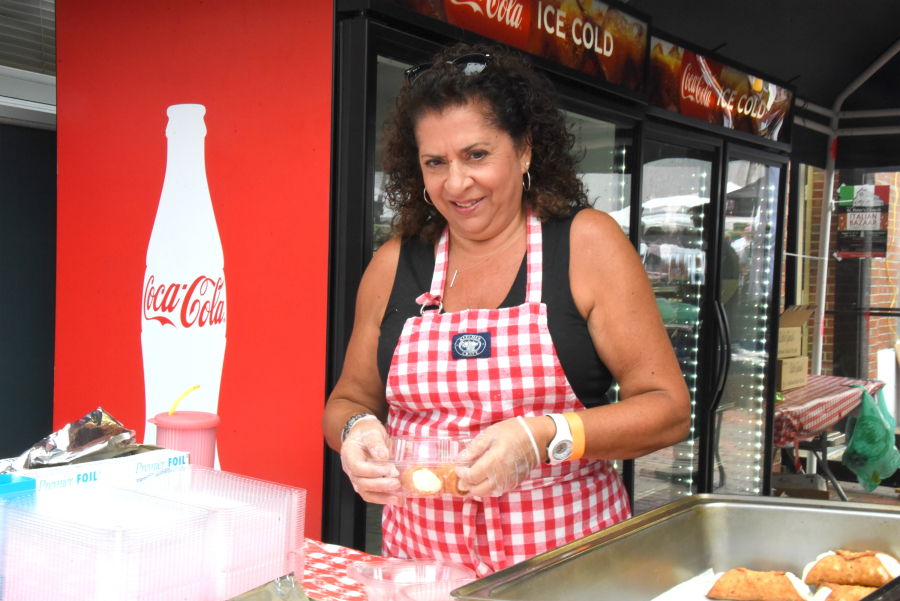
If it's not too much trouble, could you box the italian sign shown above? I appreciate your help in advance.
[836,185,890,259]
[647,37,793,142]
[388,0,648,93]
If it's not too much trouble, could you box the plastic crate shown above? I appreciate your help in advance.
[1,486,211,601]
[126,466,306,600]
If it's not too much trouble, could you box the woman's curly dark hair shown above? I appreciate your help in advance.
[382,42,589,244]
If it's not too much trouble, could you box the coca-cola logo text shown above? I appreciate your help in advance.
[450,0,525,30]
[143,275,226,328]
[680,62,714,108]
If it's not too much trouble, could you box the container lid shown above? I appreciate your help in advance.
[149,410,220,430]
[377,437,472,464]
[347,559,476,587]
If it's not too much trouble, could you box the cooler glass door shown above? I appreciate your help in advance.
[714,158,781,494]
[633,139,714,514]
[372,56,410,254]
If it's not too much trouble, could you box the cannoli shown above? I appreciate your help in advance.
[707,568,811,601]
[803,551,900,588]
[811,583,878,601]
[438,466,469,496]
[399,467,443,496]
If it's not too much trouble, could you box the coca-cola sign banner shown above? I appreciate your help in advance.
[389,0,647,93]
[648,37,793,142]
[56,1,332,539]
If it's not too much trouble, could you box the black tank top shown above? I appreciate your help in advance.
[377,209,614,408]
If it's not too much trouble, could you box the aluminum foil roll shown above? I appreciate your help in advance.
[0,407,135,473]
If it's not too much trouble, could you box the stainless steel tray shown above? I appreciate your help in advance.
[454,494,900,601]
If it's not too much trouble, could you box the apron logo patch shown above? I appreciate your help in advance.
[452,332,491,360]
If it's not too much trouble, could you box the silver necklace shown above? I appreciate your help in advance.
[449,218,524,288]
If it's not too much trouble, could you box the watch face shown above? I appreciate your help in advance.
[551,440,573,461]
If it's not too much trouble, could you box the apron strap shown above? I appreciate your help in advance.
[461,498,487,576]
[416,226,450,312]
[483,497,507,573]
[462,497,507,577]
[430,226,451,296]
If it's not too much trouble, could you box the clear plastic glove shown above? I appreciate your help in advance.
[455,416,540,498]
[339,418,404,506]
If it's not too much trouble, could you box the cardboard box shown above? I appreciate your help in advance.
[778,305,816,359]
[771,473,829,500]
[776,356,808,391]
[1,448,189,494]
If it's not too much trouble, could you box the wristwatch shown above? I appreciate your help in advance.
[341,413,380,443]
[546,414,573,465]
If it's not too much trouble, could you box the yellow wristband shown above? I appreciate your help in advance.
[563,412,585,460]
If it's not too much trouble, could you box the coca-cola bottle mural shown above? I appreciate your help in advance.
[142,104,226,464]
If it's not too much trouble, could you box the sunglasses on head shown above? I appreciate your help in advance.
[404,52,496,86]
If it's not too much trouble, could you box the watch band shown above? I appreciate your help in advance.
[546,413,573,465]
[340,413,380,443]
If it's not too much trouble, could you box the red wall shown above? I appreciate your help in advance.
[56,1,332,538]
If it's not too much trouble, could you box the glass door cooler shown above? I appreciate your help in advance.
[632,128,788,515]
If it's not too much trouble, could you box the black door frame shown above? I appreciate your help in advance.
[325,15,447,548]
[721,142,790,496]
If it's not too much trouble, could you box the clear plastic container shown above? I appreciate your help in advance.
[0,475,35,598]
[397,579,477,601]
[1,486,211,601]
[347,560,476,601]
[368,437,473,498]
[124,465,306,600]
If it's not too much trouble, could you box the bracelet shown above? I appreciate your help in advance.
[340,413,380,443]
[516,416,540,464]
[563,412,585,460]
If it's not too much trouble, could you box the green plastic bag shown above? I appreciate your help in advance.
[842,386,900,491]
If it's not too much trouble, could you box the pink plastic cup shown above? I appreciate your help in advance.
[149,411,220,468]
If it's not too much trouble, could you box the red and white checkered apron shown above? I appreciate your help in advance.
[382,210,630,576]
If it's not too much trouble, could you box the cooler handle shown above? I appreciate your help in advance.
[711,300,732,415]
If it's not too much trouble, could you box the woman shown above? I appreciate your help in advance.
[322,43,690,575]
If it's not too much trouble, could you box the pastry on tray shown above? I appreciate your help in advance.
[811,583,878,601]
[803,550,900,588]
[399,465,471,497]
[400,466,444,496]
[707,568,812,601]
[440,465,469,496]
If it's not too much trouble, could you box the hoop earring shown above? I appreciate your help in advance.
[523,171,531,191]
[423,188,434,206]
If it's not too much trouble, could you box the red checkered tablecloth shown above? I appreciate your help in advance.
[773,375,885,448]
[301,538,379,601]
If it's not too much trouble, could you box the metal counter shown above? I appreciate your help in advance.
[455,495,900,601]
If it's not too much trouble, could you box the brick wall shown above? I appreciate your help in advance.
[865,172,900,377]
